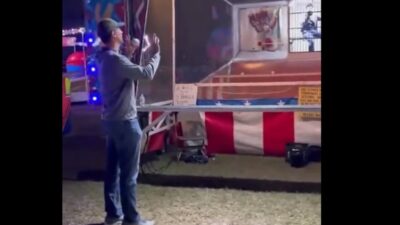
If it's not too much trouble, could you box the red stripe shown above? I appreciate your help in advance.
[263,112,294,156]
[147,132,164,152]
[204,112,235,154]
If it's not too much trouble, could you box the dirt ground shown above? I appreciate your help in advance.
[63,181,321,225]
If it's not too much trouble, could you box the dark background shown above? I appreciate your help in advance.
[175,0,233,83]
[63,0,85,28]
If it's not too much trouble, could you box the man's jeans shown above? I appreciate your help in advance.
[102,119,142,223]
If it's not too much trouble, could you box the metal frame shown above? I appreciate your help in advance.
[138,104,320,113]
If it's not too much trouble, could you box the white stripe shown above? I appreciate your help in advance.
[294,114,321,145]
[177,112,207,146]
[233,112,264,155]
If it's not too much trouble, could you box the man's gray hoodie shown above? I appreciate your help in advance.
[96,48,160,121]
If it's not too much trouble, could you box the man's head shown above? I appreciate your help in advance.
[97,18,125,45]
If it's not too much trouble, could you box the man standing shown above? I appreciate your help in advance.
[95,18,160,225]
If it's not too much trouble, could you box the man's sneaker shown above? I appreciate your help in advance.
[104,216,124,225]
[122,219,155,225]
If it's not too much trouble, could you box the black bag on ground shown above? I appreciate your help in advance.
[285,143,309,168]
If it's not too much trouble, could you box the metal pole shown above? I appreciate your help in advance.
[172,0,176,105]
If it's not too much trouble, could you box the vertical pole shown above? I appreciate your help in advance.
[172,0,176,105]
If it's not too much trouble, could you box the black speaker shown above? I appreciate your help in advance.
[286,143,309,168]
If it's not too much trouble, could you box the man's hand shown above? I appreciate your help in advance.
[122,35,138,58]
[151,33,160,55]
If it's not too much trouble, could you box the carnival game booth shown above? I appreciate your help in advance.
[76,0,321,160]
[135,0,321,161]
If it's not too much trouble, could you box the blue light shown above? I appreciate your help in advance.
[89,91,101,104]
[84,32,96,46]
[86,62,98,76]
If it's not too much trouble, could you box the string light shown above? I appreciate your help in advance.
[62,27,86,36]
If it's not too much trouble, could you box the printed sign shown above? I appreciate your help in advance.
[174,84,198,106]
[298,86,321,120]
